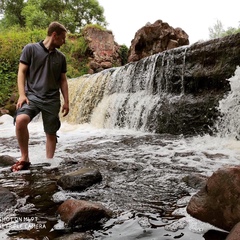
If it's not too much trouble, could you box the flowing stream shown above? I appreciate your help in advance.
[0,58,240,239]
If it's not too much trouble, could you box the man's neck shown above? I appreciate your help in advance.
[43,37,54,51]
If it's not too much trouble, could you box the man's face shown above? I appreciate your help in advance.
[53,31,66,48]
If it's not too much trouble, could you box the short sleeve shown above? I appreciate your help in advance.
[62,56,67,73]
[20,44,32,66]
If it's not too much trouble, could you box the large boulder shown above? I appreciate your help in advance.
[226,222,240,240]
[83,26,122,74]
[187,167,240,231]
[128,19,189,62]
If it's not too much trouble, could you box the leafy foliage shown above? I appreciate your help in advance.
[209,19,240,39]
[0,0,107,32]
[119,45,129,65]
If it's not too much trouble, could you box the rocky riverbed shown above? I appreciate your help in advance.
[0,114,239,239]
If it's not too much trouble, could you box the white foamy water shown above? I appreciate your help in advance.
[1,112,240,238]
[1,117,238,175]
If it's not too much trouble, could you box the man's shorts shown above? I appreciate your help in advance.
[15,94,61,135]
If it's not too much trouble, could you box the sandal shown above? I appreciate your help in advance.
[11,161,31,172]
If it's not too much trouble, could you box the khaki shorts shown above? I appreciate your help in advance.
[15,94,61,135]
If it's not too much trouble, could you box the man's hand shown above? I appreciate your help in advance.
[61,102,69,117]
[16,95,29,109]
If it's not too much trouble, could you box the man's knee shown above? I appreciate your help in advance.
[15,114,30,128]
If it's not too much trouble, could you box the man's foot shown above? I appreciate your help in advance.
[11,160,31,172]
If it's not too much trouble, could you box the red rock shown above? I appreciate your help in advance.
[187,167,240,231]
[83,27,122,73]
[57,199,112,227]
[128,19,189,62]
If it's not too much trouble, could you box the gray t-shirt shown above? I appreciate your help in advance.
[20,41,67,100]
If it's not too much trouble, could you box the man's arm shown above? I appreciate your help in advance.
[16,62,29,109]
[60,73,69,117]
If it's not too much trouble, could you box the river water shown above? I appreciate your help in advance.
[0,114,240,239]
[1,66,240,239]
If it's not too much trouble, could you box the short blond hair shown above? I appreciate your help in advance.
[47,22,67,36]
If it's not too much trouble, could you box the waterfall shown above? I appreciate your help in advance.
[63,45,201,133]
[216,66,240,139]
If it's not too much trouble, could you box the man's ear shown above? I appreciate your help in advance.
[52,31,57,38]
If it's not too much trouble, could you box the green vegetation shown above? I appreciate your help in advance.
[0,0,107,33]
[209,20,240,39]
[0,27,45,105]
[0,27,91,106]
[119,45,129,65]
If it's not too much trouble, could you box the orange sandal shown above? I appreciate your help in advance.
[11,161,31,172]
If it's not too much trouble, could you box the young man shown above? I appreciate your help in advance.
[11,22,70,172]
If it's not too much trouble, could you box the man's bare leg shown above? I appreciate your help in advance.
[46,133,57,159]
[11,114,31,171]
[15,114,30,162]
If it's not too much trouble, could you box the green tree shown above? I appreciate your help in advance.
[0,0,107,32]
[0,0,26,28]
[21,0,48,29]
[209,19,240,39]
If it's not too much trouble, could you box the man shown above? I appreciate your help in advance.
[11,22,69,172]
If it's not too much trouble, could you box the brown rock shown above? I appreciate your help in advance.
[128,19,189,62]
[226,222,240,240]
[187,167,240,231]
[57,199,112,227]
[83,27,122,73]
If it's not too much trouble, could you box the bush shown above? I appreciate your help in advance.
[119,44,129,65]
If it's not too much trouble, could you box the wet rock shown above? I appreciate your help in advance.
[57,199,112,227]
[187,167,240,231]
[0,155,16,167]
[54,232,94,240]
[182,173,207,189]
[226,222,240,240]
[128,19,189,62]
[0,186,17,210]
[57,168,102,191]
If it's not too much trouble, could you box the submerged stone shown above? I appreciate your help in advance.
[0,186,17,210]
[57,168,102,191]
[0,155,16,167]
[54,232,94,240]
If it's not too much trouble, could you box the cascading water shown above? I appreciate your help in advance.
[215,66,240,139]
[65,47,189,132]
